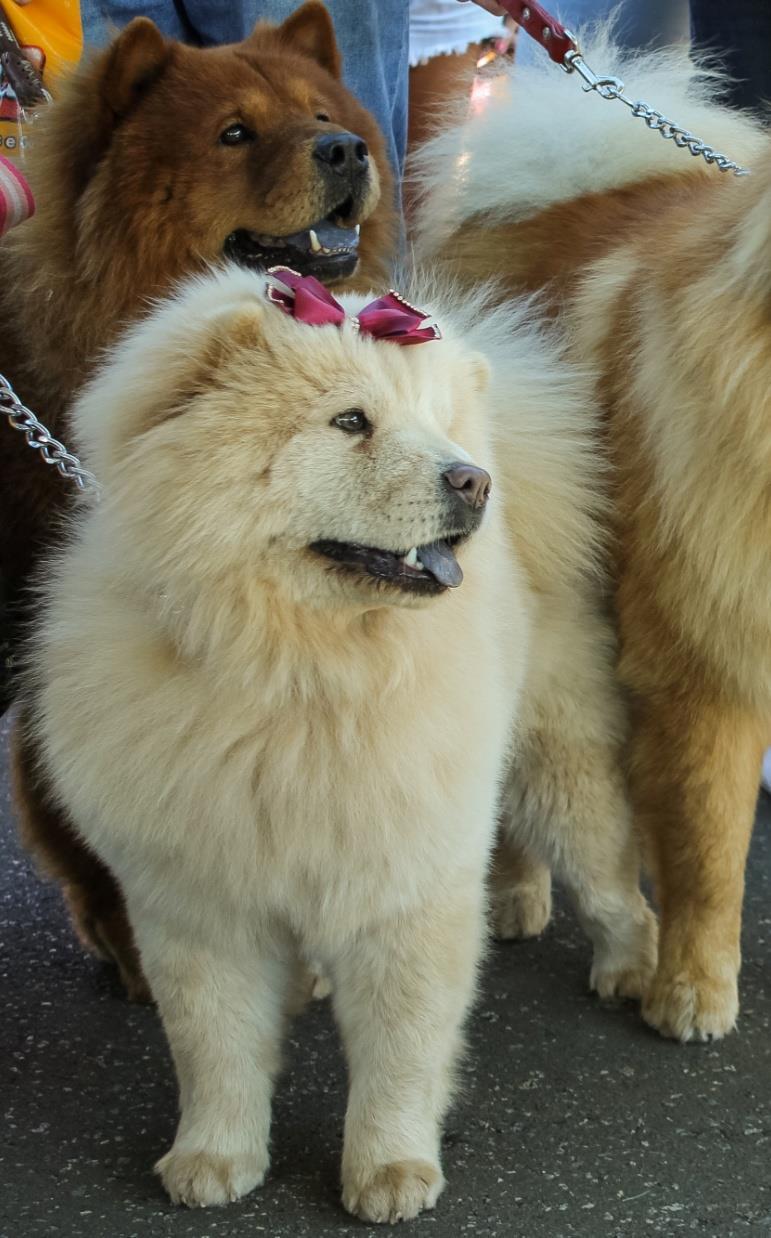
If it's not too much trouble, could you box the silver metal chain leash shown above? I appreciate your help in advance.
[561,43,750,177]
[1,373,101,496]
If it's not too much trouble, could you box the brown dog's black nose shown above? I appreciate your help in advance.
[314,132,369,177]
[443,463,492,510]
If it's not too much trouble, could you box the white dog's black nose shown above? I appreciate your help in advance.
[443,463,491,511]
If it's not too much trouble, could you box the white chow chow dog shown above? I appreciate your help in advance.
[24,265,655,1223]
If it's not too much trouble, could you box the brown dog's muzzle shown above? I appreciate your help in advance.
[223,127,378,286]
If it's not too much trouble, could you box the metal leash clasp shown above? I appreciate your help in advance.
[562,41,624,100]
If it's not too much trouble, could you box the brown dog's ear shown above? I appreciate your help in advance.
[274,1,341,79]
[101,17,170,118]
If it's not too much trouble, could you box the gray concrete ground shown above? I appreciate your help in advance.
[1,712,769,1238]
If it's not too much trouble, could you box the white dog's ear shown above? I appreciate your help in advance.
[200,301,267,370]
[468,352,490,395]
[145,301,269,417]
[74,298,269,474]
[128,302,267,438]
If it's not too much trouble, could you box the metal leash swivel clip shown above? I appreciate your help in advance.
[561,42,624,99]
[559,31,750,177]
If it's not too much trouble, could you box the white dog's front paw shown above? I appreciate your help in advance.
[343,1159,444,1224]
[156,1146,268,1207]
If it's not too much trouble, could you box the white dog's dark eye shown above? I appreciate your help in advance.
[220,123,255,146]
[315,111,331,123]
[332,409,370,434]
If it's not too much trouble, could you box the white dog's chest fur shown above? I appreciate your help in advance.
[44,543,525,954]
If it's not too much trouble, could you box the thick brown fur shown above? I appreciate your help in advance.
[2,2,393,996]
[414,44,771,1040]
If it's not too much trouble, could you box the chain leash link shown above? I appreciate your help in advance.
[561,43,750,177]
[1,373,101,496]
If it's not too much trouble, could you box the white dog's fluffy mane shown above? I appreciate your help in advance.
[410,25,767,254]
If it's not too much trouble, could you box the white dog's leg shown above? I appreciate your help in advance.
[333,889,484,1225]
[132,915,290,1207]
[503,600,658,1000]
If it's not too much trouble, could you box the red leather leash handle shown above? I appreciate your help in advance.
[497,0,577,65]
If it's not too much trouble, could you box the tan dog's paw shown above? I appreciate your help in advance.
[156,1147,268,1206]
[592,961,653,1002]
[492,880,552,940]
[590,907,658,1001]
[642,970,738,1042]
[343,1159,444,1224]
[310,970,333,1000]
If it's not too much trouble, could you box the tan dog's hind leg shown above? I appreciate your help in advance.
[491,838,552,941]
[504,734,658,1000]
[501,600,658,1000]
[136,917,293,1207]
[335,888,484,1225]
[631,691,764,1042]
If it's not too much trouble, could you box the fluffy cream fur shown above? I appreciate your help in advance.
[27,266,655,1220]
[411,29,767,253]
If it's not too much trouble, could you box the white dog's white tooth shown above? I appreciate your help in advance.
[404,547,418,568]
[309,229,321,253]
[415,557,424,571]
[354,224,361,236]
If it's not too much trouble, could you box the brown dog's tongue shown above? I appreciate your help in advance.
[418,540,463,588]
[283,221,359,254]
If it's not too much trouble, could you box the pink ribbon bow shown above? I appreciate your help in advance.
[266,266,441,345]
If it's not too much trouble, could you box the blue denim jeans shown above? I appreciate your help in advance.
[79,0,410,177]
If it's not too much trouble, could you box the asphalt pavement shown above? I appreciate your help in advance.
[1,711,769,1238]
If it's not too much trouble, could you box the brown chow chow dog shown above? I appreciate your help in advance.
[414,35,770,1043]
[2,0,392,996]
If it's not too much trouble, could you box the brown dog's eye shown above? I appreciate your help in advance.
[332,409,369,434]
[220,123,256,146]
[315,111,331,123]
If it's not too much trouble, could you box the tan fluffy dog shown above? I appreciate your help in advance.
[413,32,771,1042]
[25,266,654,1220]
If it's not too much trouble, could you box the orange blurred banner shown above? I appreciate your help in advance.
[4,0,82,83]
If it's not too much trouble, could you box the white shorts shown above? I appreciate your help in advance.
[409,0,503,66]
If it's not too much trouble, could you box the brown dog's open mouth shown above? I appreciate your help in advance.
[311,537,465,595]
[225,197,361,282]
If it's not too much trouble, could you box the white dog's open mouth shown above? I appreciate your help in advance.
[311,537,465,594]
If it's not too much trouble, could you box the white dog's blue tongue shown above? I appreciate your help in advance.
[419,540,463,588]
